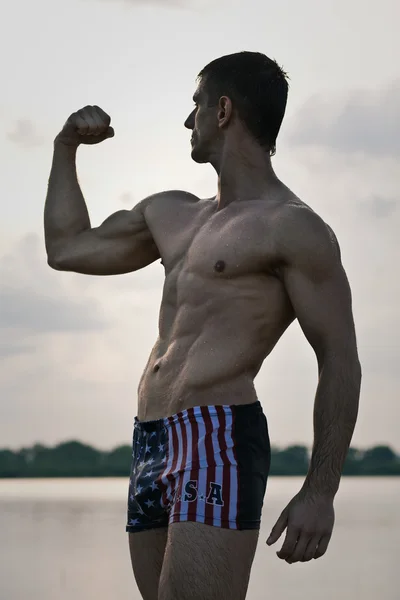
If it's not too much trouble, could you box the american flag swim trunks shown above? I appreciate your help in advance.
[126,400,271,532]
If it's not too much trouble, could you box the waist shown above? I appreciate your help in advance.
[134,400,263,432]
[137,376,258,421]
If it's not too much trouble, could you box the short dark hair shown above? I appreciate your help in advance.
[198,51,289,156]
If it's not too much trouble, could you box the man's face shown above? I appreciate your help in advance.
[184,83,218,164]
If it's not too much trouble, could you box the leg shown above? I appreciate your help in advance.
[127,418,170,599]
[158,522,259,600]
[129,528,168,600]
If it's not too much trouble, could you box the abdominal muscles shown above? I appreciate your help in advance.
[136,267,294,420]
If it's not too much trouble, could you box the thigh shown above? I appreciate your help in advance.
[159,522,259,600]
[129,528,168,600]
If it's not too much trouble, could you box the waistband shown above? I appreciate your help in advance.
[134,400,262,432]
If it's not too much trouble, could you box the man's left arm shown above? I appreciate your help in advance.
[267,209,362,563]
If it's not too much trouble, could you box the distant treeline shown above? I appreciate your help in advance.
[0,442,399,478]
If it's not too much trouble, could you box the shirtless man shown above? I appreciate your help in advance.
[44,52,361,600]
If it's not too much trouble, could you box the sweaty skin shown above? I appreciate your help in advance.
[137,191,295,421]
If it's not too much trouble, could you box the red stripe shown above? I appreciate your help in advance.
[201,406,216,526]
[187,408,199,519]
[172,412,187,522]
[216,405,231,525]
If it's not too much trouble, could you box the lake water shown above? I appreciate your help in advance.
[0,477,398,600]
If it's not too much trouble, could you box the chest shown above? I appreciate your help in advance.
[148,200,273,279]
[187,216,269,280]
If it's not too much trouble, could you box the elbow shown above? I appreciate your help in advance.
[319,347,362,383]
[46,239,63,270]
[47,247,69,271]
[47,254,63,270]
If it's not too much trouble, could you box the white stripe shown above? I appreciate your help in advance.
[210,412,223,525]
[196,410,207,466]
[193,409,206,523]
[171,418,184,503]
[212,466,224,524]
[197,464,207,523]
[224,409,237,466]
[175,418,184,471]
[160,423,174,508]
[184,415,192,473]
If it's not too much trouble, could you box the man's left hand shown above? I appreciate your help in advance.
[266,488,335,563]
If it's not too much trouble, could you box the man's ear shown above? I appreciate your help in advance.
[217,96,233,127]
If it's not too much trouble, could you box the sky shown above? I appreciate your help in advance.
[1,0,399,452]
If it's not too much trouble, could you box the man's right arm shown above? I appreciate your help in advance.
[44,106,161,276]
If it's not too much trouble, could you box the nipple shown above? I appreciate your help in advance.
[214,260,226,273]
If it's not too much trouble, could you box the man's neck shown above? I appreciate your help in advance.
[213,139,279,210]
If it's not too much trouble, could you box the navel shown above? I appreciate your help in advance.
[214,260,226,273]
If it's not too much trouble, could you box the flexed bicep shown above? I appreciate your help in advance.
[48,202,160,275]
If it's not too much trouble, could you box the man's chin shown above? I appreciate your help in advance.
[191,147,208,164]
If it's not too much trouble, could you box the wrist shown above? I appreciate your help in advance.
[301,477,338,500]
[54,135,79,153]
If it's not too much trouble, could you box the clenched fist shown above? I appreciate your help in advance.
[55,105,114,147]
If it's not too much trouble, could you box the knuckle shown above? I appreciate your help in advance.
[96,106,110,120]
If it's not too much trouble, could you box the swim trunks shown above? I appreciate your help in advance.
[126,400,271,532]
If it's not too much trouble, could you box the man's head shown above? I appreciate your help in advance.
[184,51,289,165]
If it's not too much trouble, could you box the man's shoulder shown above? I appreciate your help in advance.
[271,194,340,265]
[139,190,202,212]
[273,192,330,237]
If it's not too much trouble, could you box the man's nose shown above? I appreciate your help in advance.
[184,110,195,130]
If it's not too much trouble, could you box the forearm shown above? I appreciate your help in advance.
[44,141,90,258]
[303,355,362,497]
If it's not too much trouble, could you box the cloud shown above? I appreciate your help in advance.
[0,234,108,337]
[1,286,106,333]
[359,196,399,219]
[6,119,44,148]
[289,80,400,157]
[0,342,35,359]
